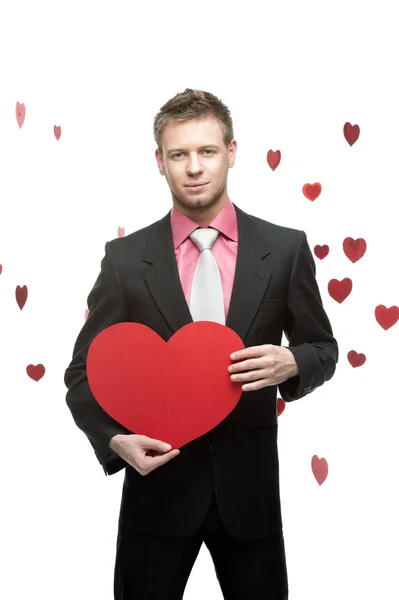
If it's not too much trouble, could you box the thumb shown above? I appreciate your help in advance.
[146,438,172,452]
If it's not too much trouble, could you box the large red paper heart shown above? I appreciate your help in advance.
[87,321,245,449]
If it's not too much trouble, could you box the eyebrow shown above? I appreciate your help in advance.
[167,144,220,153]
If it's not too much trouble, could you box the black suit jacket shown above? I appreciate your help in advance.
[64,203,338,540]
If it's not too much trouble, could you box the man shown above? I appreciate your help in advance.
[64,88,338,599]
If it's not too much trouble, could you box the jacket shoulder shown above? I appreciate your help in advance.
[105,214,166,255]
[244,209,305,245]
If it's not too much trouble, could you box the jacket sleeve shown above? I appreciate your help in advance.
[64,241,132,476]
[278,230,339,402]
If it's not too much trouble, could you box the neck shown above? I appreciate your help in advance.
[172,192,228,226]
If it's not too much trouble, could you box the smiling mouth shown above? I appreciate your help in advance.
[185,183,209,190]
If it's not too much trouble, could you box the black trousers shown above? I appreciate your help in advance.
[114,494,289,599]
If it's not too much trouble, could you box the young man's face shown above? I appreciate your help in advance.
[155,116,237,219]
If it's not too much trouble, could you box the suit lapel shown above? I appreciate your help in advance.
[143,203,273,342]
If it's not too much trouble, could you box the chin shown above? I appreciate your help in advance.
[176,192,202,204]
[184,189,214,201]
[186,197,213,208]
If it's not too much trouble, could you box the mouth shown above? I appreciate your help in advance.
[185,182,209,191]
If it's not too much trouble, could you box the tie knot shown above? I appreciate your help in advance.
[189,227,219,251]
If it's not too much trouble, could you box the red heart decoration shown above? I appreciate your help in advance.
[314,244,329,260]
[16,285,28,310]
[267,149,281,170]
[277,397,285,416]
[87,321,245,449]
[54,125,61,140]
[343,237,367,263]
[16,101,26,128]
[347,350,366,368]
[0,264,2,275]
[27,364,45,381]
[302,182,322,201]
[328,278,352,303]
[311,455,328,485]
[375,305,399,330]
[343,122,360,146]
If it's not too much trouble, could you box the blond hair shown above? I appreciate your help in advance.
[153,88,234,155]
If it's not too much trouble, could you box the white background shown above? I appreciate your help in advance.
[0,1,398,598]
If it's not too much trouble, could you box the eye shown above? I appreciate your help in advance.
[171,150,215,158]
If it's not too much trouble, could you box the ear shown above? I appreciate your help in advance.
[155,148,165,175]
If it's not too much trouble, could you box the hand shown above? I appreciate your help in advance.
[228,344,299,392]
[109,434,180,476]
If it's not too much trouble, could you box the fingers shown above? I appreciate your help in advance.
[139,436,172,454]
[139,449,180,476]
[134,436,180,476]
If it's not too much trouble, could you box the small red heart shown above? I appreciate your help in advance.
[0,264,2,275]
[16,102,26,128]
[54,125,61,140]
[343,237,367,263]
[302,183,322,201]
[16,285,28,310]
[343,122,360,146]
[267,150,281,171]
[311,455,328,485]
[328,278,352,303]
[375,305,399,330]
[118,226,125,238]
[314,244,329,260]
[87,321,245,449]
[347,350,366,368]
[27,364,45,381]
[277,397,285,416]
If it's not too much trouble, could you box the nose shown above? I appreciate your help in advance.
[186,154,204,175]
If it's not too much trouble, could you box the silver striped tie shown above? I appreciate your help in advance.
[189,228,225,325]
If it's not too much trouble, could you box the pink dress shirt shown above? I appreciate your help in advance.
[170,197,239,320]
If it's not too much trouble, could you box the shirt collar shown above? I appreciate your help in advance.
[170,196,238,250]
